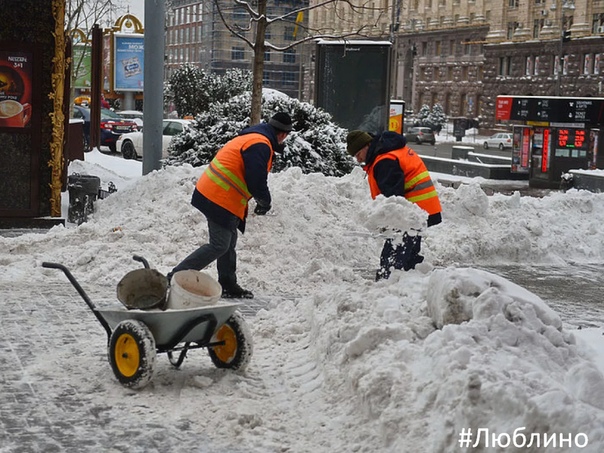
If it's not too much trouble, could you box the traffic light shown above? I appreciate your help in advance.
[562,30,571,42]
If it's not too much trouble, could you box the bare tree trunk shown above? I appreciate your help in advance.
[250,0,267,125]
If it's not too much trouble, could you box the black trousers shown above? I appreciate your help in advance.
[376,232,424,281]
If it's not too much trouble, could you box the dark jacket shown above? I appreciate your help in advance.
[192,122,280,233]
[365,131,408,198]
[365,131,442,226]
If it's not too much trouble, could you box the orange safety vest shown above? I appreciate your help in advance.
[197,134,274,220]
[365,146,442,215]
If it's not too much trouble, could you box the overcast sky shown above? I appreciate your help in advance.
[122,0,144,22]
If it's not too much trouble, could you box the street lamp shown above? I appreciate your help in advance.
[550,0,575,96]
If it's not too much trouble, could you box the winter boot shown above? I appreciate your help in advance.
[221,283,254,299]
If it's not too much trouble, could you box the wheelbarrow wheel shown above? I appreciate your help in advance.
[208,311,253,371]
[108,320,156,389]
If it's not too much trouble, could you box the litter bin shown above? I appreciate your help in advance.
[68,174,100,225]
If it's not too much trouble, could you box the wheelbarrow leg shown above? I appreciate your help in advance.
[167,342,191,368]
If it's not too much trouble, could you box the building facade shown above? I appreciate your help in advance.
[309,0,604,128]
[165,0,308,99]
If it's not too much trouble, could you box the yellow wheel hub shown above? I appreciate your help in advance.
[212,325,237,363]
[114,333,140,377]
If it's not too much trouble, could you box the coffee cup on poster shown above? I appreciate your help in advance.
[0,99,31,128]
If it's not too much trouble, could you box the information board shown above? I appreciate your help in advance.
[315,40,391,132]
[496,96,604,125]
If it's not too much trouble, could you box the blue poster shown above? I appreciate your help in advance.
[114,34,144,91]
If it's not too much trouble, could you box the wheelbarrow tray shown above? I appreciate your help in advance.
[98,302,241,348]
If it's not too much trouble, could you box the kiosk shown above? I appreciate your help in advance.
[496,96,603,189]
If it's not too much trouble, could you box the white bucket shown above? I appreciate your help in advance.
[166,270,222,309]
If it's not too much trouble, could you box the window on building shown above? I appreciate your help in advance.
[534,56,541,75]
[439,0,445,6]
[284,26,295,41]
[461,66,468,80]
[447,66,454,80]
[283,49,296,64]
[421,42,427,56]
[507,21,518,39]
[584,54,593,74]
[412,0,419,10]
[535,0,545,4]
[593,13,604,33]
[232,46,245,60]
[463,42,471,55]
[508,0,519,8]
[264,50,271,62]
[499,56,511,76]
[453,0,460,4]
[426,0,432,7]
[595,54,601,74]
[435,41,441,56]
[533,19,544,38]
[525,56,533,75]
[233,7,247,22]
[283,72,297,86]
[449,40,455,55]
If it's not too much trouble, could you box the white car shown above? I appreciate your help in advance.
[117,110,144,128]
[483,133,513,150]
[117,119,192,159]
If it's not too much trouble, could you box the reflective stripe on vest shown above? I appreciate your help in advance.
[205,159,251,203]
[367,146,442,215]
[196,134,274,220]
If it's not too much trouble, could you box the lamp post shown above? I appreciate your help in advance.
[551,0,575,96]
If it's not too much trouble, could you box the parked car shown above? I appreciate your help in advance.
[116,119,192,159]
[405,126,436,145]
[72,105,138,153]
[483,132,513,150]
[117,110,144,128]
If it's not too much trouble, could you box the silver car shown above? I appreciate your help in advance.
[405,127,436,145]
[483,133,513,150]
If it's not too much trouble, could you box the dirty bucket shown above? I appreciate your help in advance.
[117,268,169,310]
[166,270,222,309]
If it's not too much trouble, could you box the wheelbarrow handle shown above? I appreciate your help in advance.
[132,255,150,269]
[42,261,113,341]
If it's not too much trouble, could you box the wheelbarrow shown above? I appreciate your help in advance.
[42,256,253,390]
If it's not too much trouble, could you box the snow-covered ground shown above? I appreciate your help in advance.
[2,148,604,452]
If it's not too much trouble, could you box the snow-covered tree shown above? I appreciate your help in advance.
[165,90,354,177]
[425,103,447,133]
[165,65,252,117]
[417,104,431,125]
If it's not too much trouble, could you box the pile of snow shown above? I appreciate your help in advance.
[2,149,604,451]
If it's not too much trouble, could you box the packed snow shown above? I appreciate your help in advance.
[2,148,604,452]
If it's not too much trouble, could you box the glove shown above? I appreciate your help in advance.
[254,204,271,215]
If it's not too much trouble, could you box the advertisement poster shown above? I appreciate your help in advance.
[0,49,33,128]
[114,34,144,91]
[389,100,405,134]
[72,44,92,89]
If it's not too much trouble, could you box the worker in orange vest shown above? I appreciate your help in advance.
[346,130,442,280]
[167,112,293,298]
